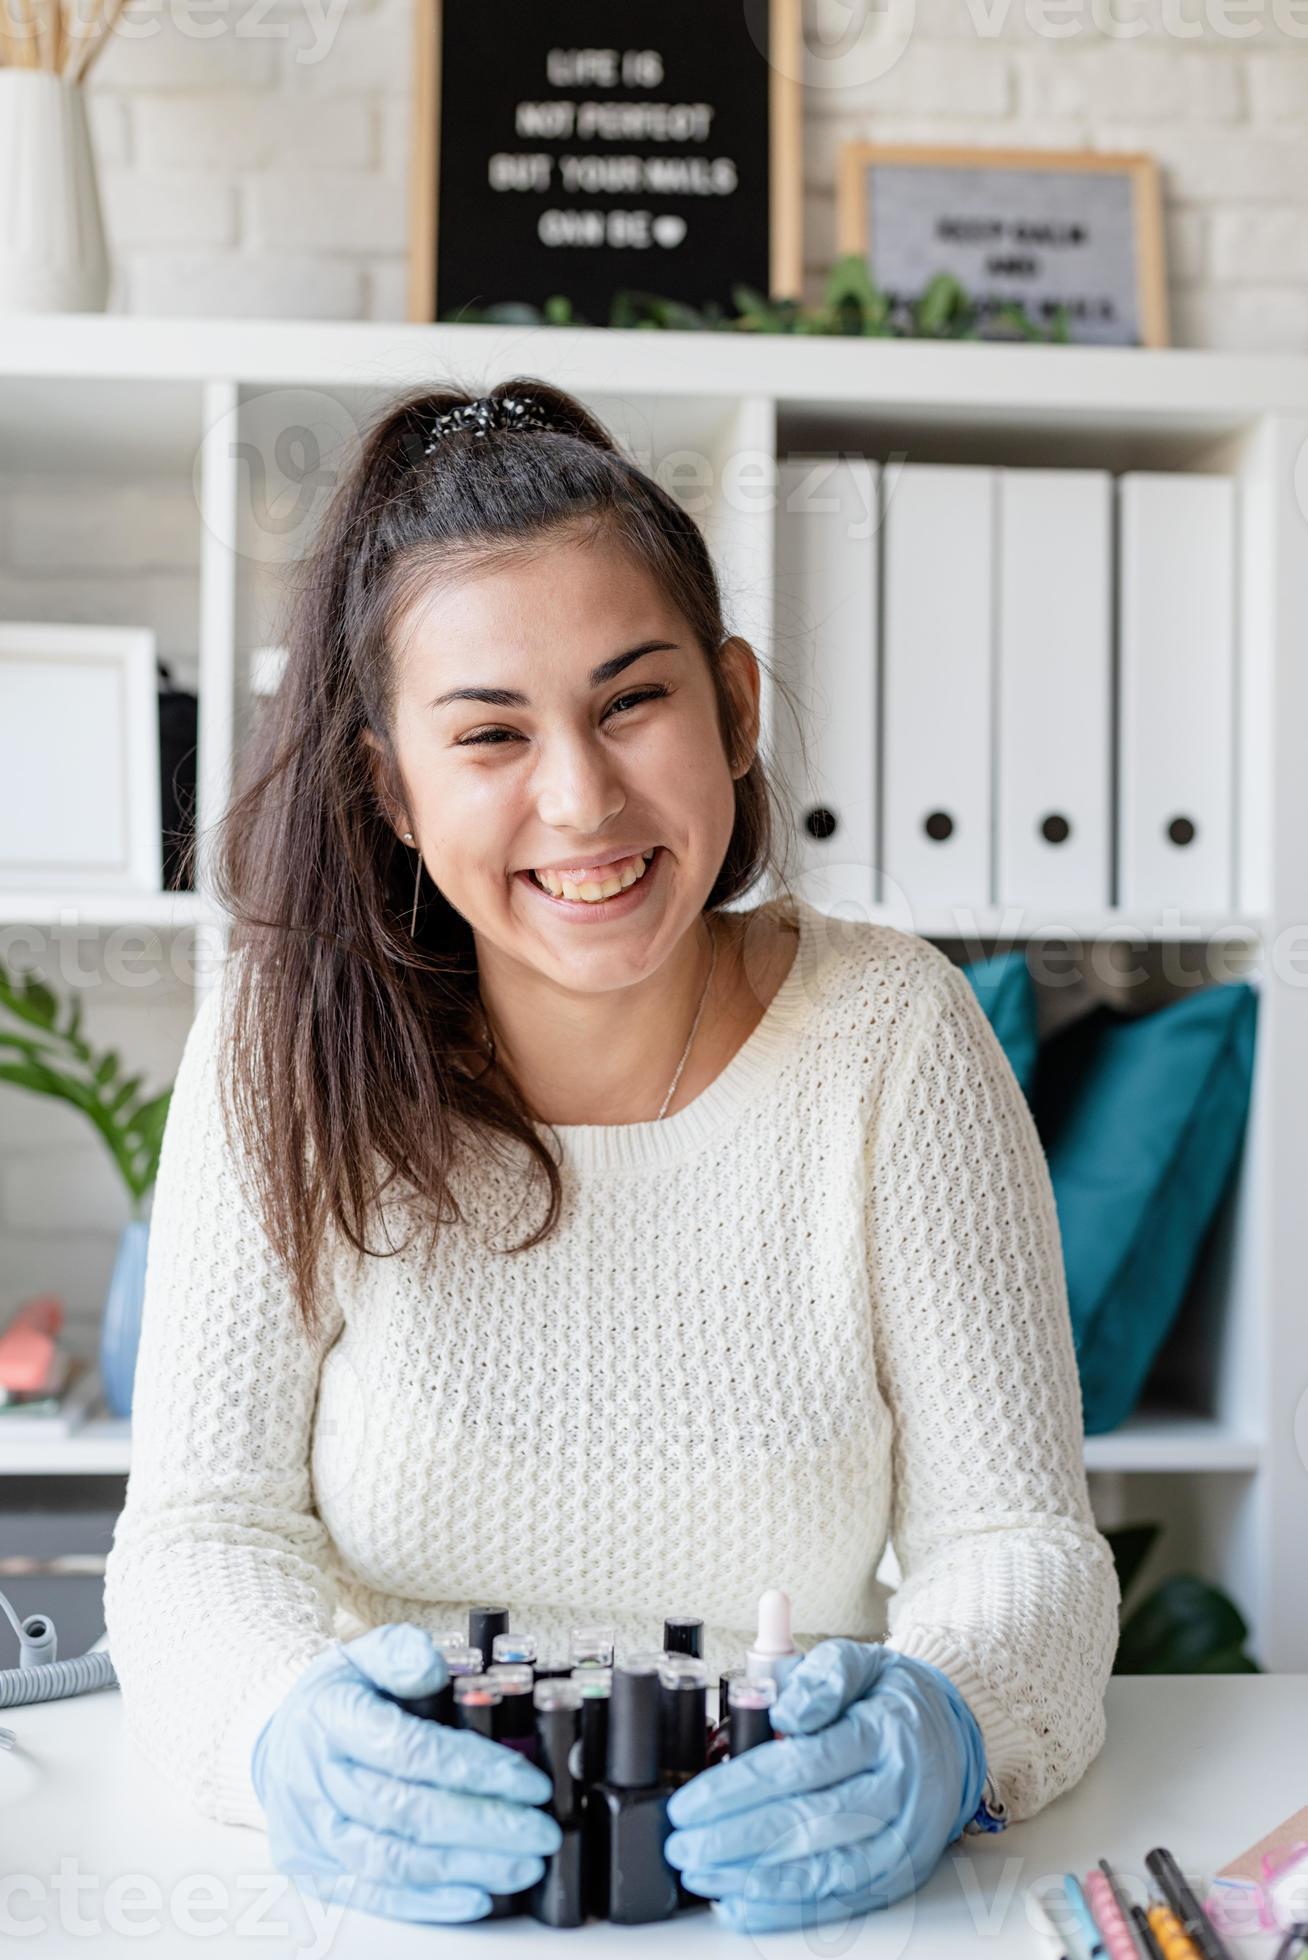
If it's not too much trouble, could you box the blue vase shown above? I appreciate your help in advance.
[100,1217,151,1420]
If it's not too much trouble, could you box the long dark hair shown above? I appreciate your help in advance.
[196,374,799,1340]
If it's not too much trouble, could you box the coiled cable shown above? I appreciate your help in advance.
[0,1584,117,1707]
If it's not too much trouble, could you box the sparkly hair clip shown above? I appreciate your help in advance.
[423,393,559,453]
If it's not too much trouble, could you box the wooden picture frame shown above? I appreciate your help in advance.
[0,623,162,895]
[837,143,1169,349]
[407,0,804,324]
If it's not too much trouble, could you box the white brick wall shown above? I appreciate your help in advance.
[74,0,1308,348]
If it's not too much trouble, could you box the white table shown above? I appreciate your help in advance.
[0,1676,1302,1957]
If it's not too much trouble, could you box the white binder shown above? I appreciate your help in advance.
[774,455,879,914]
[996,467,1113,916]
[881,462,994,915]
[1118,472,1236,914]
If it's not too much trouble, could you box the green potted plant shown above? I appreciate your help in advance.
[0,959,171,1418]
[1106,1522,1261,1672]
[453,254,1072,343]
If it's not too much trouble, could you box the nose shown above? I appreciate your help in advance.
[533,724,629,837]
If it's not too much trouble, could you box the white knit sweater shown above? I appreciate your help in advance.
[103,894,1119,1835]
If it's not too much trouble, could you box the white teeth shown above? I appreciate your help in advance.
[533,849,655,902]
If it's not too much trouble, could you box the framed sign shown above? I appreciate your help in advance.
[0,623,162,895]
[408,0,803,324]
[837,144,1168,348]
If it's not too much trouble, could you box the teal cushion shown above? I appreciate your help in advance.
[961,951,1039,1098]
[1030,982,1258,1435]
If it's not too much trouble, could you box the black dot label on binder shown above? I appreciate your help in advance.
[1041,814,1072,845]
[804,807,838,841]
[1167,816,1197,847]
[924,811,954,842]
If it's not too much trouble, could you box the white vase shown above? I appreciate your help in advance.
[0,69,110,313]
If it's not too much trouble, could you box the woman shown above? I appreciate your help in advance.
[104,379,1119,1935]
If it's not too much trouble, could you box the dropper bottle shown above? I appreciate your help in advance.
[745,1589,801,1691]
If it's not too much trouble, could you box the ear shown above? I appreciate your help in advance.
[718,635,761,779]
[360,726,411,843]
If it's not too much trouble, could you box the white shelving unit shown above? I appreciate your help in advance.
[1,317,1307,1672]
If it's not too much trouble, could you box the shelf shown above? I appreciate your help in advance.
[0,891,224,930]
[794,895,1267,945]
[0,1407,1263,1479]
[0,1411,131,1477]
[3,315,1308,430]
[1083,1409,1263,1475]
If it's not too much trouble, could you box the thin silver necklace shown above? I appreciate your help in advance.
[477,918,719,1121]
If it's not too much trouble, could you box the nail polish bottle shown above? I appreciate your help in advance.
[492,1632,538,1669]
[468,1605,510,1670]
[571,1665,612,1920]
[587,1654,679,1925]
[658,1656,708,1788]
[729,1674,777,1756]
[707,1665,744,1764]
[384,1635,478,1727]
[659,1656,711,1914]
[571,1664,612,1790]
[453,1674,525,1920]
[662,1616,704,1658]
[526,1679,585,1928]
[488,1662,537,1760]
[570,1626,615,1668]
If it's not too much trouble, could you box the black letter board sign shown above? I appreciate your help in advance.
[407,0,802,324]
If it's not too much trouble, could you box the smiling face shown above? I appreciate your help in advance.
[369,528,759,999]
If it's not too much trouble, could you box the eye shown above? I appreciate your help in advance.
[456,685,669,748]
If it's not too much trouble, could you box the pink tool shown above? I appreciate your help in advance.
[1085,1868,1144,1959]
[0,1295,64,1392]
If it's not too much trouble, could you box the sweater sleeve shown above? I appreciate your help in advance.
[865,943,1120,1827]
[103,968,345,1830]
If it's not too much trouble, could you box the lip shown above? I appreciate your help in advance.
[516,845,665,921]
[522,845,656,877]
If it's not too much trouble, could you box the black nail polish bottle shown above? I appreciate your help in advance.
[662,1615,704,1658]
[658,1655,708,1788]
[453,1674,524,1920]
[571,1664,612,1790]
[587,1654,679,1925]
[659,1656,711,1914]
[488,1662,538,1760]
[468,1606,510,1669]
[729,1674,777,1756]
[708,1665,744,1763]
[526,1679,585,1928]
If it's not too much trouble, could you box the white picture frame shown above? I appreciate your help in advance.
[0,622,162,895]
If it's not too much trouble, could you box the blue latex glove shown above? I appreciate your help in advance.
[250,1622,562,1923]
[664,1641,987,1935]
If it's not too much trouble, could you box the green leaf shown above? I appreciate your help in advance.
[106,1073,145,1117]
[1115,1575,1254,1673]
[915,272,967,335]
[95,1050,120,1087]
[0,1030,63,1064]
[20,977,58,1027]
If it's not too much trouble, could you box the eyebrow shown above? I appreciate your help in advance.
[428,639,680,711]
